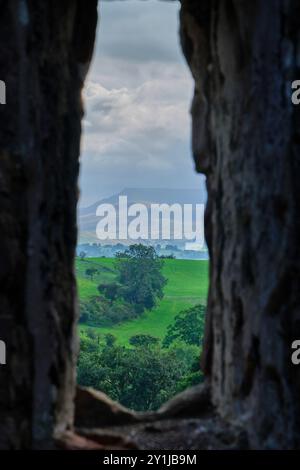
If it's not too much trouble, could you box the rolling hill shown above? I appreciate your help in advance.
[76,257,209,345]
[78,187,207,244]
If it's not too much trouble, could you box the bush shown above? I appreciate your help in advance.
[79,297,138,327]
[163,304,206,348]
[77,334,203,411]
[129,334,159,348]
[79,297,106,325]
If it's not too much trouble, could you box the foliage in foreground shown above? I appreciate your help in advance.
[78,304,206,411]
[77,331,203,411]
[76,252,208,411]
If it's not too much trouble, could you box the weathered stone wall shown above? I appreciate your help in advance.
[180,0,300,449]
[0,0,97,449]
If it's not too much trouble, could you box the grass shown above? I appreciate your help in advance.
[76,257,209,346]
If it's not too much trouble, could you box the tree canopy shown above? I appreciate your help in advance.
[163,304,206,347]
[98,244,167,314]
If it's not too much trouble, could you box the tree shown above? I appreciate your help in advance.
[105,334,117,347]
[79,251,87,260]
[163,304,206,348]
[115,244,167,313]
[79,297,106,325]
[129,334,159,348]
[98,282,120,302]
[79,296,135,327]
[85,268,98,280]
[160,254,176,259]
[77,336,201,411]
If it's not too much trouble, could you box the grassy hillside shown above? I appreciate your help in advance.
[76,257,208,346]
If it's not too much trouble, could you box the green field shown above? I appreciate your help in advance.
[76,257,209,346]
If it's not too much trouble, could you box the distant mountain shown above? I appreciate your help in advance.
[78,187,207,244]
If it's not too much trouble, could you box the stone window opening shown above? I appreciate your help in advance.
[72,0,214,450]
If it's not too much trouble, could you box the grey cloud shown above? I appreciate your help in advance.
[96,1,182,64]
[79,0,201,207]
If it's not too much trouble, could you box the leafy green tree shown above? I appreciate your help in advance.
[77,334,203,411]
[78,343,186,410]
[79,251,87,260]
[163,304,206,347]
[79,296,135,327]
[98,282,120,302]
[115,244,167,313]
[86,328,99,341]
[105,333,117,347]
[79,297,106,324]
[129,334,159,348]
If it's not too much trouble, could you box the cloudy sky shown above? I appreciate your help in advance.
[80,0,204,207]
